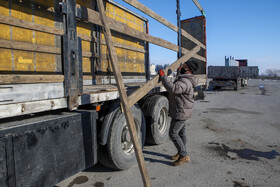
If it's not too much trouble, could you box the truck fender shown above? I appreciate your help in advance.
[99,101,120,145]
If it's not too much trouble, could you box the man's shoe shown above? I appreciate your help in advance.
[171,154,180,160]
[173,155,190,166]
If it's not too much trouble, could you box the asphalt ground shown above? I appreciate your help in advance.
[56,79,280,187]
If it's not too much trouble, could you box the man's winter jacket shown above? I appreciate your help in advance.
[161,74,198,120]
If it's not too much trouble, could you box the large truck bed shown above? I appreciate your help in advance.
[0,82,167,119]
[0,0,149,118]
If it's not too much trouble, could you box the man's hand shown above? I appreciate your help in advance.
[158,69,165,77]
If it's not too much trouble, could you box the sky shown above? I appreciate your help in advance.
[113,0,280,74]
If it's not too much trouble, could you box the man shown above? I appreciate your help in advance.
[158,61,198,166]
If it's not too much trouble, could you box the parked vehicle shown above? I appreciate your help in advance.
[208,66,259,90]
[0,0,206,186]
[181,16,207,99]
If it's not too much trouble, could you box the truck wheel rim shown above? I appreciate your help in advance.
[121,120,140,155]
[158,107,168,134]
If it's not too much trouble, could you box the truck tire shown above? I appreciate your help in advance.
[142,95,170,145]
[98,105,146,170]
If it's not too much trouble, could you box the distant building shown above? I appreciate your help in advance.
[150,64,157,76]
[225,56,239,66]
[235,59,248,66]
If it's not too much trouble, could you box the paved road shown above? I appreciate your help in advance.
[57,79,280,187]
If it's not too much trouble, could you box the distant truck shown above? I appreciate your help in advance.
[208,66,259,90]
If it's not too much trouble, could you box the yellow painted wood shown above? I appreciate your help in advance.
[136,24,143,32]
[36,53,56,72]
[34,5,55,47]
[12,27,33,43]
[34,9,54,27]
[82,57,91,73]
[126,12,134,22]
[107,2,115,14]
[82,40,91,52]
[135,17,142,27]
[35,32,55,46]
[13,50,34,71]
[115,15,126,24]
[0,24,10,40]
[116,6,126,19]
[0,1,9,16]
[11,3,33,43]
[77,22,91,36]
[0,48,12,70]
[101,2,147,75]
[126,21,135,29]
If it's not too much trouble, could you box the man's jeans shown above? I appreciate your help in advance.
[169,118,187,157]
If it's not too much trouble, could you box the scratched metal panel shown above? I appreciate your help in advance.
[181,16,206,75]
[12,112,85,187]
[0,138,8,187]
[239,66,259,78]
[208,66,239,79]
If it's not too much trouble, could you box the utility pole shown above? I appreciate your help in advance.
[176,0,182,59]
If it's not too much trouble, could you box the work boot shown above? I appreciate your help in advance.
[173,155,190,166]
[171,154,180,160]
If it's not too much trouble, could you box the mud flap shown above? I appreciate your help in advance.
[0,110,97,187]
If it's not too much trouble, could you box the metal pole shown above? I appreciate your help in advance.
[176,0,182,59]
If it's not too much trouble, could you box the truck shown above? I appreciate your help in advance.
[0,0,206,186]
[208,66,259,90]
[181,15,207,99]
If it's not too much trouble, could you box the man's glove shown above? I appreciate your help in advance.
[158,69,165,77]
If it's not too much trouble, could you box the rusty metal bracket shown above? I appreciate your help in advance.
[60,0,83,110]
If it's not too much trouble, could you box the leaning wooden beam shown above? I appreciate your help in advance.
[84,7,205,62]
[128,45,200,107]
[122,0,206,50]
[96,0,151,187]
[192,0,206,17]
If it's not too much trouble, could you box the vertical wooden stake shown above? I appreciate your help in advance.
[96,0,151,187]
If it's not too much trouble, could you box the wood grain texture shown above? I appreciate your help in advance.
[128,45,201,107]
[0,15,64,35]
[122,0,206,49]
[85,7,205,61]
[96,0,151,186]
[0,74,64,84]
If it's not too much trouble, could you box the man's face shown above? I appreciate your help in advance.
[182,63,189,70]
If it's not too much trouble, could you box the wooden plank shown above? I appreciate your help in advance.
[96,0,151,187]
[192,0,206,17]
[0,15,64,35]
[78,33,95,42]
[0,74,64,84]
[128,45,201,107]
[0,39,61,54]
[122,0,206,50]
[100,39,146,53]
[0,39,96,58]
[85,7,205,62]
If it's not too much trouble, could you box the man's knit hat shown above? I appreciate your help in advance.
[185,61,199,73]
